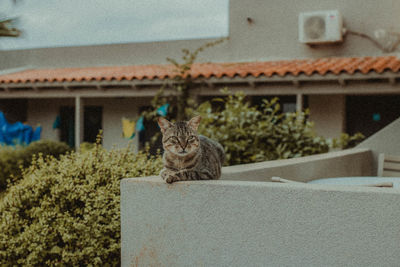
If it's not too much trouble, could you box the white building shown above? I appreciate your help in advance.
[0,0,399,149]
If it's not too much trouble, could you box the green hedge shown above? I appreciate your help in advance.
[0,143,162,266]
[0,140,71,192]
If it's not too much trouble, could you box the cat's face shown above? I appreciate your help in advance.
[158,116,201,157]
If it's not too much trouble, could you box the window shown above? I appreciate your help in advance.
[84,106,103,143]
[59,106,103,147]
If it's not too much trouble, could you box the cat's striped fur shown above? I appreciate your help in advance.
[158,116,225,184]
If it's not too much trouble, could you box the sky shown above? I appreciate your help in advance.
[0,0,229,50]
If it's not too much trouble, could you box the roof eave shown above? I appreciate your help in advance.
[0,70,399,94]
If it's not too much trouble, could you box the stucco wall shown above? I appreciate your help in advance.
[358,116,400,175]
[84,98,148,150]
[308,95,345,138]
[228,0,400,62]
[27,98,73,142]
[221,148,373,182]
[121,177,400,267]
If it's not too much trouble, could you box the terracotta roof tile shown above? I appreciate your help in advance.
[0,56,399,85]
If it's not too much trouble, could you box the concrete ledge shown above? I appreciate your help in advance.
[221,148,373,182]
[121,177,400,267]
[358,117,400,175]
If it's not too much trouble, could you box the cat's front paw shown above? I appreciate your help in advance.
[165,175,177,184]
[160,169,178,184]
[160,169,169,181]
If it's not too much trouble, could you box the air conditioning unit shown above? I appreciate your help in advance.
[299,10,343,44]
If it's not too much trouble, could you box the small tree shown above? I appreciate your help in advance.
[0,17,20,37]
[141,38,228,123]
[1,1,21,38]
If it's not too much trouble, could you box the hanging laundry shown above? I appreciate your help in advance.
[0,111,41,146]
[156,103,169,117]
[53,115,61,129]
[122,117,136,139]
[136,116,145,133]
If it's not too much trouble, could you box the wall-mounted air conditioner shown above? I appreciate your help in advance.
[299,10,343,44]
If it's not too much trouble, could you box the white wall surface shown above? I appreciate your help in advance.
[358,116,400,174]
[309,95,345,138]
[221,148,373,182]
[84,97,150,150]
[121,176,400,267]
[27,98,74,141]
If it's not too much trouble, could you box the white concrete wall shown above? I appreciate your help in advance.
[228,0,400,61]
[121,177,400,267]
[26,97,152,150]
[84,98,151,150]
[27,98,74,141]
[308,95,345,138]
[358,116,400,175]
[221,148,373,182]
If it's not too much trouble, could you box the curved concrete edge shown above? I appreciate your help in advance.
[221,148,373,182]
[121,177,400,267]
[358,117,400,175]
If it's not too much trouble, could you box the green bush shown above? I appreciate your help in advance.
[0,140,71,192]
[330,132,365,150]
[195,91,330,165]
[0,143,162,266]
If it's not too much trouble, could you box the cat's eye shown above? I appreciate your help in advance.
[188,136,195,141]
[169,137,179,144]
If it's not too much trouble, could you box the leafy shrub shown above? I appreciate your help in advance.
[195,91,330,165]
[330,132,365,149]
[0,140,71,192]
[0,143,162,266]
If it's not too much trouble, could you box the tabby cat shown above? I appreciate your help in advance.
[157,115,225,184]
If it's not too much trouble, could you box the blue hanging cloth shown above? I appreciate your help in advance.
[32,126,42,142]
[135,116,145,133]
[0,111,41,146]
[53,115,61,129]
[156,103,169,117]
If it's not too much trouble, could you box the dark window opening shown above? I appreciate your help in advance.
[139,106,163,155]
[0,99,27,123]
[84,106,103,143]
[60,105,103,147]
[346,95,400,138]
[60,106,75,148]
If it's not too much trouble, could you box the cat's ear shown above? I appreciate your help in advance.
[157,117,173,134]
[187,115,201,131]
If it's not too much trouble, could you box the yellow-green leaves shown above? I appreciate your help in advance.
[0,143,162,266]
[0,140,71,192]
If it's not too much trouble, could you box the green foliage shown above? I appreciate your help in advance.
[0,142,162,266]
[330,132,365,149]
[0,140,71,192]
[0,17,21,37]
[194,90,331,165]
[141,38,228,124]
